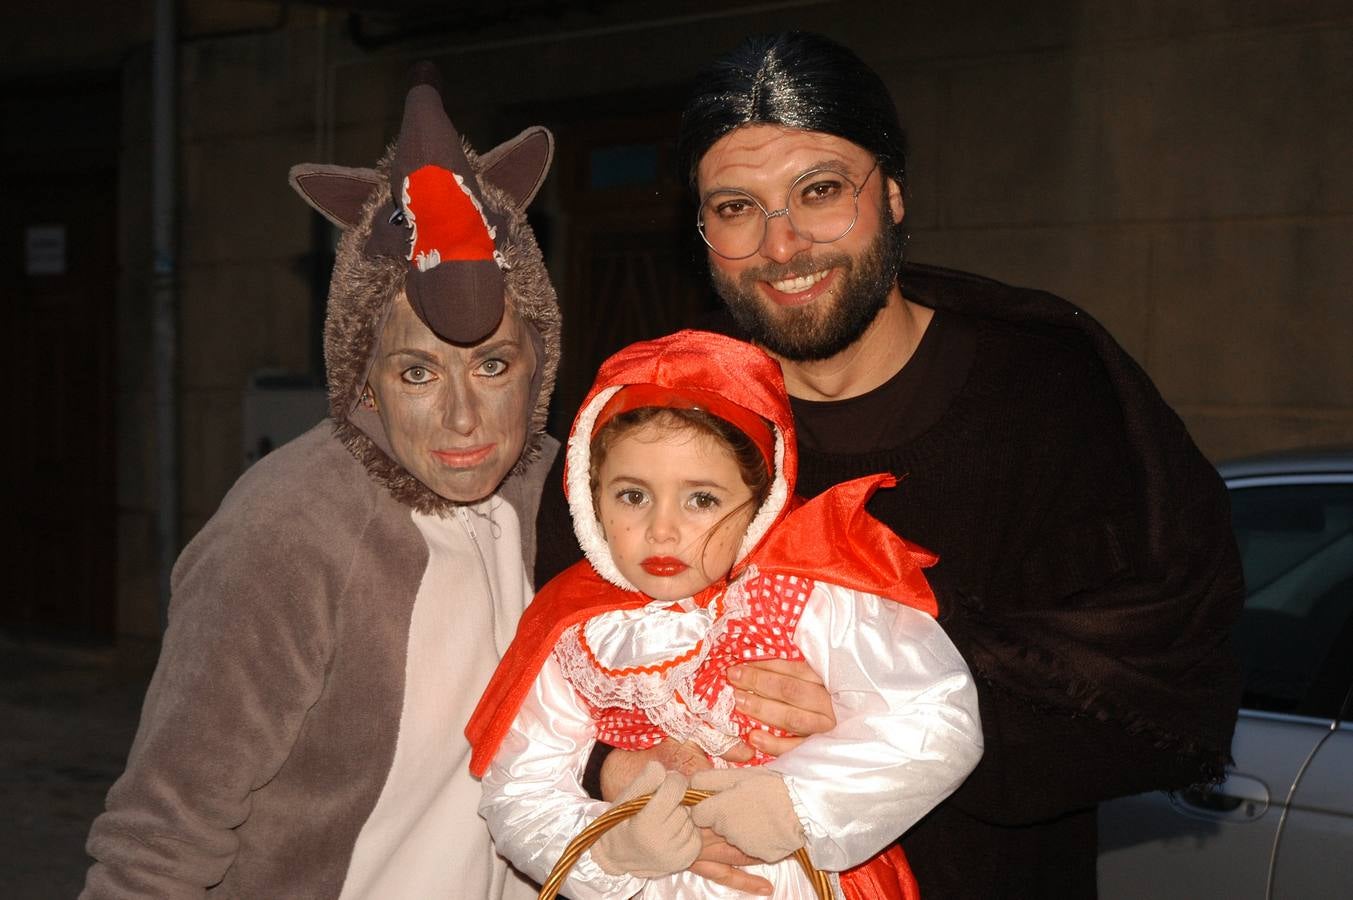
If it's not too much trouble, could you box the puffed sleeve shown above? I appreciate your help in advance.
[766,584,983,870]
[479,655,643,900]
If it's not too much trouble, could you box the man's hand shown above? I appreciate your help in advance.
[599,740,713,802]
[722,658,836,761]
[688,828,774,895]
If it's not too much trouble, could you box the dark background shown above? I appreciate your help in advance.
[2,1,1350,893]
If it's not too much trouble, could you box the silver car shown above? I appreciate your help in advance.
[1098,446,1353,899]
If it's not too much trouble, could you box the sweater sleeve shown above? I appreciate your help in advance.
[81,481,345,897]
[934,335,1243,825]
[766,583,983,870]
[479,655,642,900]
[940,677,1197,826]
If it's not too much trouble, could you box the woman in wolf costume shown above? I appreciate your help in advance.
[83,68,560,899]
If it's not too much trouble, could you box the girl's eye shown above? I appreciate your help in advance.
[616,489,647,507]
[687,491,721,511]
[478,358,508,377]
[402,365,434,385]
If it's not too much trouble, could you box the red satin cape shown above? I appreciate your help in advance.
[466,473,935,775]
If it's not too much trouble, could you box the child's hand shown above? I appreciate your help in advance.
[690,767,805,863]
[591,761,701,878]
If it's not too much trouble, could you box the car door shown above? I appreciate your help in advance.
[1099,472,1353,899]
[1271,687,1353,899]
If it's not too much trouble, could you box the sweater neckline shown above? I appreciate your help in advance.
[794,319,1011,474]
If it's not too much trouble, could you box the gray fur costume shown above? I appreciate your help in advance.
[83,72,559,899]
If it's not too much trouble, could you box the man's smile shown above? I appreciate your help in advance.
[761,266,840,307]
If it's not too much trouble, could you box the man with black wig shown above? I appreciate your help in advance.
[536,30,1245,899]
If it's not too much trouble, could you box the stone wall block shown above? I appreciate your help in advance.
[909,227,1154,360]
[181,26,319,140]
[870,65,942,234]
[181,131,316,264]
[1073,0,1353,44]
[178,260,313,391]
[1101,25,1353,220]
[1147,220,1353,408]
[1182,408,1353,463]
[938,53,1107,227]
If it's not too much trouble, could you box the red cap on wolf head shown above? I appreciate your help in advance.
[363,62,511,344]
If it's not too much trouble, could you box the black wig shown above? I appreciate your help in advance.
[676,31,909,208]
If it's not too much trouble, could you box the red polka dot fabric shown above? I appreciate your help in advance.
[589,571,814,763]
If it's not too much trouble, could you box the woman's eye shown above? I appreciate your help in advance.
[478,358,508,377]
[402,365,433,385]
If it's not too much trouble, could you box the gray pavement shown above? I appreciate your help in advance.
[1,633,157,899]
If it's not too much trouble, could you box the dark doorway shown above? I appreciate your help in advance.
[544,98,719,433]
[1,74,120,636]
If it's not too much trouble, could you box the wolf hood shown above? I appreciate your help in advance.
[289,64,560,514]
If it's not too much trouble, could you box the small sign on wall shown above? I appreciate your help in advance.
[25,225,67,276]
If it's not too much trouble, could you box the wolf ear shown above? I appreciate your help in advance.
[288,164,383,229]
[477,126,554,209]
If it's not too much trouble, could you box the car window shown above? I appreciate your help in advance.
[1229,481,1353,719]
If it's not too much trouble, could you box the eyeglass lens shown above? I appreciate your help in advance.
[698,166,871,260]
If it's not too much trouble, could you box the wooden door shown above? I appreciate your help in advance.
[1,84,119,636]
[548,107,719,433]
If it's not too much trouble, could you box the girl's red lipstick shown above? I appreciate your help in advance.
[641,556,689,577]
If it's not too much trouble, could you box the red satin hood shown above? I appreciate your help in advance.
[564,330,799,591]
[570,329,797,477]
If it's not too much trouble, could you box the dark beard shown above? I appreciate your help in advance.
[710,224,904,362]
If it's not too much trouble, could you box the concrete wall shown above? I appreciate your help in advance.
[9,0,1350,635]
[876,1,1353,460]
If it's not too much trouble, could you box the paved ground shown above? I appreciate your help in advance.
[0,633,158,899]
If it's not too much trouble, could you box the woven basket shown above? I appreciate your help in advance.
[537,788,832,899]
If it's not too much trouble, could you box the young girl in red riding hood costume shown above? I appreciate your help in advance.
[467,330,982,899]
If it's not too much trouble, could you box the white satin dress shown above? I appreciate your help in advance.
[479,567,983,899]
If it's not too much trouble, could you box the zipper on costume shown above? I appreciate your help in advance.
[456,506,499,643]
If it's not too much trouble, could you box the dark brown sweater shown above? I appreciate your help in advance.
[535,263,1244,899]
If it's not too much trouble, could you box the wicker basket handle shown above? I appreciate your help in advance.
[537,787,832,899]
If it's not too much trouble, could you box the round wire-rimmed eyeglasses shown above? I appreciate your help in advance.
[697,162,879,260]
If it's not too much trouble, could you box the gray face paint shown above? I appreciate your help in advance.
[366,294,537,504]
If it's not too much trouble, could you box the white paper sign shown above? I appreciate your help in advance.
[26,225,67,276]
